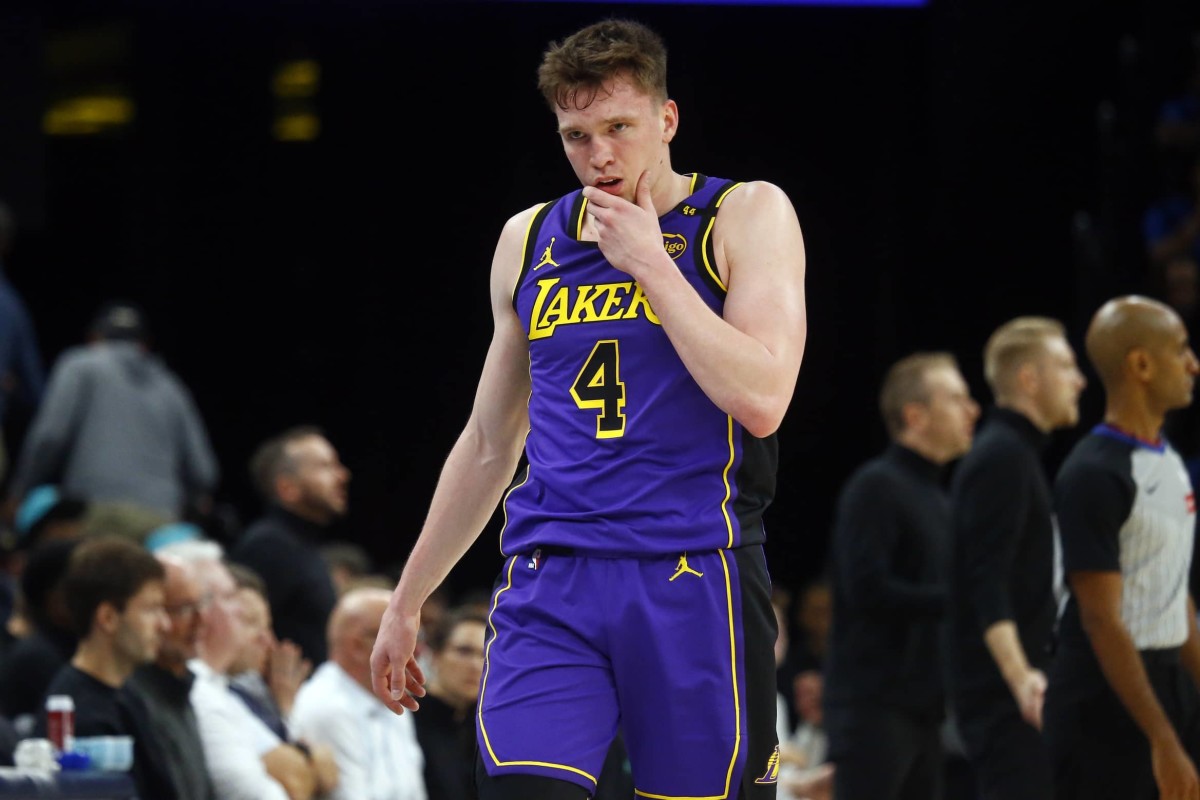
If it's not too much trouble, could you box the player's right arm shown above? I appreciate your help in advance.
[370,206,538,716]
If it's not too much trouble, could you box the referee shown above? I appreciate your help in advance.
[1045,295,1200,799]
[947,317,1085,800]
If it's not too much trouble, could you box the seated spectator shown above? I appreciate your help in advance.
[1,486,87,643]
[318,540,373,597]
[144,521,206,554]
[122,552,217,800]
[290,586,426,800]
[12,485,88,547]
[779,669,830,800]
[411,604,487,800]
[168,539,336,800]
[33,536,168,739]
[772,588,795,747]
[780,576,833,732]
[0,538,80,735]
[413,582,451,682]
[226,562,311,742]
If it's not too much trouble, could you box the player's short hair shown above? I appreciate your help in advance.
[537,18,669,111]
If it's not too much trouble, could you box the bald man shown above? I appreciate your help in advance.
[1044,295,1200,800]
[290,587,427,800]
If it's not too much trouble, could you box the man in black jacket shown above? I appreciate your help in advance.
[230,426,349,665]
[823,351,979,800]
[947,316,1086,800]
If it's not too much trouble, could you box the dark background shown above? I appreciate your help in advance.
[2,0,1198,601]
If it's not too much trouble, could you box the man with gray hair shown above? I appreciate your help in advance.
[122,552,217,800]
[164,538,338,800]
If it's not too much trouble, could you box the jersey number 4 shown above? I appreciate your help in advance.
[571,339,627,439]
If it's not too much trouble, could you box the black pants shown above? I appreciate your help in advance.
[827,706,943,800]
[955,688,1052,800]
[1044,646,1200,800]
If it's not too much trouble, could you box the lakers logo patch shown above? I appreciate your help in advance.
[753,745,780,784]
[662,232,687,260]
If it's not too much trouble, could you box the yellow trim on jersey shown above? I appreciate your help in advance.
[700,181,745,293]
[477,555,601,786]
[516,202,551,297]
[634,550,742,800]
[577,198,588,240]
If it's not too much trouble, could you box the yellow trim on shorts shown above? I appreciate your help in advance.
[477,555,600,786]
[634,549,742,800]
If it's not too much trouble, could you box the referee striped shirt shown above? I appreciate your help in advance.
[1054,423,1196,651]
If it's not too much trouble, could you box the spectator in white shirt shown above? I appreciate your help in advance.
[290,586,427,800]
[166,539,337,800]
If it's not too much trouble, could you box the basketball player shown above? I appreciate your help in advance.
[370,17,807,800]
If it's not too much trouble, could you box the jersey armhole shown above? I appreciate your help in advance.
[512,200,558,308]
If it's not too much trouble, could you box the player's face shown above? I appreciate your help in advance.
[1148,313,1200,411]
[555,75,676,204]
[1033,335,1086,429]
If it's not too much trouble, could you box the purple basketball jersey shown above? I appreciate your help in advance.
[503,174,778,556]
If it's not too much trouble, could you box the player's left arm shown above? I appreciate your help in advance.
[708,180,807,436]
[585,173,806,437]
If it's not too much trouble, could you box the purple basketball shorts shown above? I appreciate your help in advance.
[476,546,780,798]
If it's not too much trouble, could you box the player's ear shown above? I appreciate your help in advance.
[662,99,679,143]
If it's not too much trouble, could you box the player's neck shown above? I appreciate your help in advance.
[654,169,690,213]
